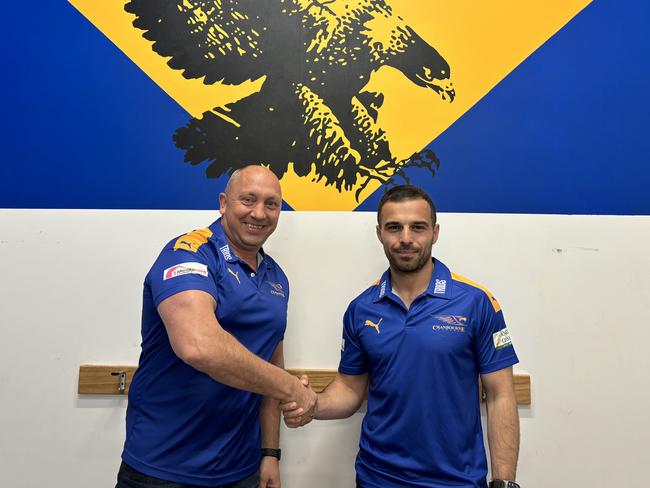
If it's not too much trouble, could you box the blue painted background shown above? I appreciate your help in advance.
[2,1,648,214]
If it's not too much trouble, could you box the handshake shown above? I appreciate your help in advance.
[282,375,318,428]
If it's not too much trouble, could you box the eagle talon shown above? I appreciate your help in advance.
[354,148,441,201]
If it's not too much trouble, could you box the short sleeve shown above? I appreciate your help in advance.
[148,245,220,307]
[473,295,519,374]
[338,304,368,375]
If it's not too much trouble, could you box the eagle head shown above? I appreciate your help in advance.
[387,26,455,102]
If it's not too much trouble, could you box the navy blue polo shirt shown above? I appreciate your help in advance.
[339,259,518,488]
[122,218,289,486]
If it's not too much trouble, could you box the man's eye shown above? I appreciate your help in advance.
[240,197,255,206]
[265,201,280,209]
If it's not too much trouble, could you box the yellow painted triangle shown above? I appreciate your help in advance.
[69,0,591,211]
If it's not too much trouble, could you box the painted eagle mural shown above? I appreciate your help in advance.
[126,0,455,198]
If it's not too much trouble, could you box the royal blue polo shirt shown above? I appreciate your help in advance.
[122,218,289,486]
[339,259,518,488]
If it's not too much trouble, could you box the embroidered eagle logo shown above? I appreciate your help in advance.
[435,315,467,326]
[126,0,455,199]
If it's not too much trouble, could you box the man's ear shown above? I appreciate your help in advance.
[219,193,227,215]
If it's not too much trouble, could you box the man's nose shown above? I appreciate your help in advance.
[400,228,413,244]
[250,202,266,220]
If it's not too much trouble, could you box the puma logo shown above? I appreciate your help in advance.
[227,268,240,284]
[364,318,383,334]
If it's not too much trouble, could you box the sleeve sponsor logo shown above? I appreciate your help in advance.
[163,262,208,280]
[493,328,513,350]
[341,338,346,352]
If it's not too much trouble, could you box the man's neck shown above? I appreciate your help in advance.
[231,245,259,271]
[221,222,260,271]
[390,259,434,309]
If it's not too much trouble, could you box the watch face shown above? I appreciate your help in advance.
[507,482,521,488]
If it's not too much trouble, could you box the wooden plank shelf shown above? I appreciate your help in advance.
[78,365,531,405]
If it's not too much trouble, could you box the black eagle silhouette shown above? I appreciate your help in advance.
[125,0,455,198]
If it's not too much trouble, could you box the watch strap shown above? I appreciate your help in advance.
[260,448,281,461]
[490,481,520,488]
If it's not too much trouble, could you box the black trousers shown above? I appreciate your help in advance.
[115,462,259,488]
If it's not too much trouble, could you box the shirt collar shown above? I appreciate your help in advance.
[373,270,391,303]
[373,258,452,302]
[211,218,268,268]
[424,258,453,299]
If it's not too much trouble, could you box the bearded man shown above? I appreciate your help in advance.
[283,185,521,488]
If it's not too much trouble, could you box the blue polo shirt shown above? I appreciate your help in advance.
[122,218,289,486]
[339,259,518,488]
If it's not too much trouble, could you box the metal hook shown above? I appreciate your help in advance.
[111,371,127,393]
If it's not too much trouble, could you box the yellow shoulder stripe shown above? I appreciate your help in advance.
[173,228,213,253]
[451,272,501,313]
[372,279,381,286]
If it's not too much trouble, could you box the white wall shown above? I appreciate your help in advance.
[1,209,649,487]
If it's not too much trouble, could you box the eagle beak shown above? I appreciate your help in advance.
[417,74,455,103]
[435,79,455,103]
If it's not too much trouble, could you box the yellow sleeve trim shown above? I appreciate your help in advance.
[173,228,213,253]
[451,272,501,313]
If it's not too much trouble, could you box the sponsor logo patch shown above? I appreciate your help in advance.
[163,262,208,280]
[434,279,447,294]
[364,318,382,334]
[493,328,513,350]
[268,281,286,297]
[432,315,467,333]
[379,280,386,298]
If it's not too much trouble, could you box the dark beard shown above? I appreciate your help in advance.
[386,248,431,274]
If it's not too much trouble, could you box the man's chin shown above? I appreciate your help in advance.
[389,255,429,273]
[241,234,270,249]
[395,264,420,273]
[390,258,416,272]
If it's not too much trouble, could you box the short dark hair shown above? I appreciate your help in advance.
[377,185,437,225]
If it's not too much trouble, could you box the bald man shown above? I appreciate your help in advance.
[117,166,316,488]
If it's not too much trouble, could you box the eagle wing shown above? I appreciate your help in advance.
[125,0,270,84]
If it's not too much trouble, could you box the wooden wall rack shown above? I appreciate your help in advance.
[78,365,531,405]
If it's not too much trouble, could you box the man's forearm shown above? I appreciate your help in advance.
[486,394,520,480]
[160,291,304,403]
[314,374,367,420]
[260,343,284,449]
[260,395,281,448]
[187,326,298,403]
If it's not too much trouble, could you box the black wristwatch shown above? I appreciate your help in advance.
[260,448,281,461]
[489,481,520,488]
